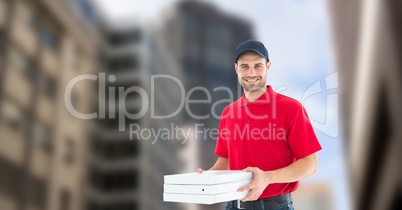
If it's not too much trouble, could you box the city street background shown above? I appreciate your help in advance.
[0,0,400,210]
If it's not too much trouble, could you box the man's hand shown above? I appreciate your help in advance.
[195,168,204,173]
[237,167,270,202]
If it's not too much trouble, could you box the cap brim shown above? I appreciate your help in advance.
[235,49,268,62]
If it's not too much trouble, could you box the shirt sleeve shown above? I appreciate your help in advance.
[287,104,322,159]
[215,115,229,158]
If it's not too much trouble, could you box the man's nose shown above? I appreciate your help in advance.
[248,67,257,76]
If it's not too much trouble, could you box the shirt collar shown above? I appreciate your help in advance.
[240,85,275,107]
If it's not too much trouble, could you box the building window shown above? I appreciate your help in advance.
[41,27,59,49]
[37,71,56,98]
[107,30,142,47]
[89,168,139,192]
[32,122,52,152]
[107,54,141,72]
[9,46,31,76]
[1,99,26,131]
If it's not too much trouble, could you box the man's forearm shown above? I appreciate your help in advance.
[208,157,229,170]
[264,153,318,184]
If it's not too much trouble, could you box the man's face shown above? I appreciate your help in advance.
[235,52,271,92]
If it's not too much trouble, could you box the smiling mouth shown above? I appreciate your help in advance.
[244,78,260,83]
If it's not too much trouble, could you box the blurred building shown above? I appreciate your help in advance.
[156,2,255,209]
[0,1,258,210]
[85,17,190,210]
[85,21,145,210]
[85,1,256,210]
[329,0,402,210]
[0,1,100,210]
[292,182,333,210]
[158,0,254,174]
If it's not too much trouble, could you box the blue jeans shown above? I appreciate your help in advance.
[224,200,295,210]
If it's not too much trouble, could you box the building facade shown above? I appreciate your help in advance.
[159,0,254,174]
[0,1,259,210]
[0,0,100,210]
[84,9,189,210]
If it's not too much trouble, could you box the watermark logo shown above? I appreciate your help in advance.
[302,72,339,138]
[64,72,339,141]
[129,123,286,144]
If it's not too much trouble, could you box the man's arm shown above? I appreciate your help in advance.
[238,153,318,201]
[265,152,318,183]
[196,157,228,173]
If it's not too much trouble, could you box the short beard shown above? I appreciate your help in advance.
[241,77,266,92]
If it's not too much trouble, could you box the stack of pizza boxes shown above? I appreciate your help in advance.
[163,170,253,204]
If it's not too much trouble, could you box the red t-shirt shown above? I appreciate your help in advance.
[215,85,322,199]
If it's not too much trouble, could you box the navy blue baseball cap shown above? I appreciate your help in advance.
[234,39,269,63]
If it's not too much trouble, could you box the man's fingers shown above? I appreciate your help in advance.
[237,184,249,192]
[241,196,251,202]
[237,182,255,192]
[196,168,204,173]
[241,188,263,202]
[243,167,258,173]
[252,191,260,200]
[241,190,255,202]
[241,193,253,202]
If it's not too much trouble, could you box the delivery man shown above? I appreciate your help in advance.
[196,39,322,210]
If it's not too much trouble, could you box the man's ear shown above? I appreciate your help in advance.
[266,61,271,70]
[234,63,239,74]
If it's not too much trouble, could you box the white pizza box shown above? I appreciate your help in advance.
[163,190,249,204]
[164,170,253,185]
[164,180,250,195]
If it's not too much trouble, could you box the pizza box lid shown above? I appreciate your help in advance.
[164,170,253,185]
